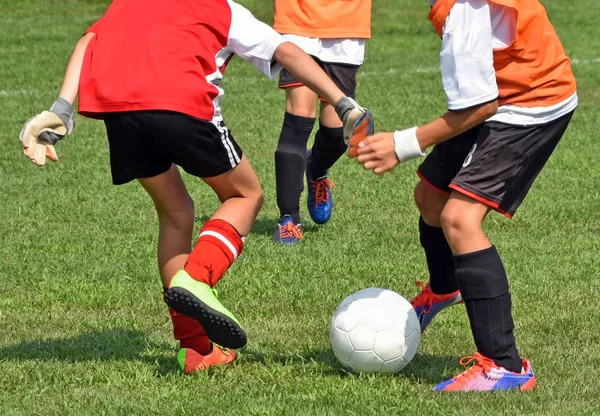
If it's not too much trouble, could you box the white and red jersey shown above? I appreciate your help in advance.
[78,0,285,123]
[429,0,577,125]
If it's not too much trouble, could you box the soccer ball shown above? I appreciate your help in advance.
[329,288,421,373]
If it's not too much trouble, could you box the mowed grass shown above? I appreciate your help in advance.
[1,0,599,414]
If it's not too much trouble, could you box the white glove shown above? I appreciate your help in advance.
[20,98,74,166]
[393,127,426,163]
[334,97,375,157]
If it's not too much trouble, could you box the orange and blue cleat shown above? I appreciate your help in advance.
[433,352,536,392]
[306,151,334,225]
[273,215,303,244]
[410,280,462,333]
[177,345,236,374]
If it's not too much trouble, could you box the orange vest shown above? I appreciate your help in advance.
[429,0,576,107]
[274,0,372,39]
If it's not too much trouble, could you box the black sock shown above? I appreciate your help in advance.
[309,124,346,179]
[275,112,315,223]
[454,246,522,373]
[419,217,459,294]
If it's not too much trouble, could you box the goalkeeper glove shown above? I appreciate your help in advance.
[20,97,74,166]
[334,97,374,158]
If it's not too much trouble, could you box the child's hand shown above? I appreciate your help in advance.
[356,132,398,174]
[356,127,426,175]
[20,98,74,166]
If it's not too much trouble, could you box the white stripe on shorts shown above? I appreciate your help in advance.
[199,230,238,260]
[215,122,240,168]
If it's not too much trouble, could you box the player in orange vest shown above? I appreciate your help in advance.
[19,0,372,374]
[272,0,373,243]
[354,0,576,391]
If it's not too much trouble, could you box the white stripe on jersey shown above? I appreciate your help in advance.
[206,48,235,123]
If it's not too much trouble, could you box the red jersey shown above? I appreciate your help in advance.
[78,0,285,121]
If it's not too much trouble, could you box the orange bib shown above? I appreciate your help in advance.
[429,0,576,107]
[274,0,372,39]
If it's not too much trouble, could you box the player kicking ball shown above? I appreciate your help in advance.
[20,0,372,374]
[352,0,577,391]
[271,0,373,243]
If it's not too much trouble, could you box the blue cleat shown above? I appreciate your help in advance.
[273,215,303,244]
[410,280,462,333]
[306,151,334,225]
[433,352,536,392]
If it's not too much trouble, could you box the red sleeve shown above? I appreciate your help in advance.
[84,18,103,35]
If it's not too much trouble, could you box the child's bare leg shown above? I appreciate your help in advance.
[414,180,448,227]
[202,156,264,236]
[166,156,263,349]
[441,191,522,372]
[138,164,194,287]
[440,191,490,254]
[138,164,211,354]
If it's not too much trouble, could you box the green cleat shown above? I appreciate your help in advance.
[165,270,247,349]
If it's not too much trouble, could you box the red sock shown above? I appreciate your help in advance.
[168,308,212,355]
[184,219,244,287]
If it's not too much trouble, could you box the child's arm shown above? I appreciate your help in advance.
[226,0,374,147]
[413,101,498,149]
[272,42,344,108]
[57,32,96,105]
[355,101,498,174]
[20,32,95,166]
[355,0,498,174]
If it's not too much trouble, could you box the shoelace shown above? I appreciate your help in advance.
[310,178,335,208]
[410,281,434,313]
[453,352,496,383]
[279,222,303,240]
[213,344,232,356]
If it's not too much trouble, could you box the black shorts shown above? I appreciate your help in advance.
[104,110,242,185]
[417,111,574,218]
[278,56,359,98]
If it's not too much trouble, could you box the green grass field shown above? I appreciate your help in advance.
[1,0,599,414]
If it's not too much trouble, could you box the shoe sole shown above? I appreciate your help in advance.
[165,287,247,349]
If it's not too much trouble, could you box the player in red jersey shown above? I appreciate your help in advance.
[20,0,372,374]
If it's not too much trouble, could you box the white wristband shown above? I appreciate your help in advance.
[394,127,426,163]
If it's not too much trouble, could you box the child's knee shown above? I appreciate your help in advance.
[236,182,264,211]
[156,195,195,230]
[440,204,479,244]
[414,181,445,225]
[253,188,265,210]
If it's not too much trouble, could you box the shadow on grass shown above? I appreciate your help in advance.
[241,347,347,376]
[195,215,321,238]
[0,329,176,376]
[0,331,463,382]
[401,353,463,384]
[241,348,462,383]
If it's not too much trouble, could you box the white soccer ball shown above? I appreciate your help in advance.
[329,287,421,373]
